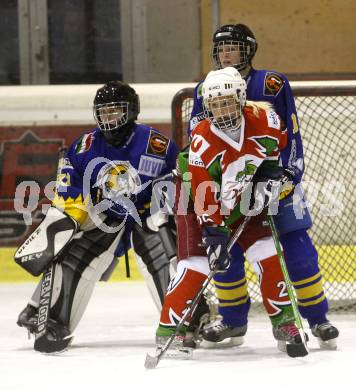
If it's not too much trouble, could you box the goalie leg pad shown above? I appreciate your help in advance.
[49,218,124,332]
[28,281,42,308]
[132,224,175,310]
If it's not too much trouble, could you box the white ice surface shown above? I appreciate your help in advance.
[0,283,355,390]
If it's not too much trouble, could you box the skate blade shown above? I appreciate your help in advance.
[277,340,287,352]
[200,336,244,349]
[317,337,337,350]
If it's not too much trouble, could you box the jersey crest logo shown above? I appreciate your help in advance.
[146,130,169,157]
[95,160,142,200]
[75,133,94,154]
[263,72,284,96]
[236,160,258,181]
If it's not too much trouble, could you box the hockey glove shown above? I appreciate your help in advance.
[279,168,295,200]
[250,165,284,212]
[202,226,231,271]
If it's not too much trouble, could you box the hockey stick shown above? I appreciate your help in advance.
[267,214,309,357]
[144,215,251,369]
[34,147,72,353]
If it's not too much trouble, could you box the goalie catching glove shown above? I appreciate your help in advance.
[202,226,231,271]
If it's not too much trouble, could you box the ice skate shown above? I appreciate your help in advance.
[273,322,308,357]
[155,334,193,359]
[183,312,211,348]
[200,319,247,348]
[182,294,211,349]
[311,322,339,350]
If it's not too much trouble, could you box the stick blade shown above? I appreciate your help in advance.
[286,343,309,358]
[144,353,159,369]
[34,334,72,354]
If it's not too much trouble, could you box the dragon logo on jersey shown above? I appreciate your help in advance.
[236,160,258,181]
[264,72,284,96]
[95,160,142,200]
[227,159,258,199]
[251,136,279,156]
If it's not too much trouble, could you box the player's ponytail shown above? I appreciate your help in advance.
[245,100,273,117]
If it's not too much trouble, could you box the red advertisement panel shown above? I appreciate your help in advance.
[0,123,171,246]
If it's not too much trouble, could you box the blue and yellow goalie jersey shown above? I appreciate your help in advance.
[53,123,178,226]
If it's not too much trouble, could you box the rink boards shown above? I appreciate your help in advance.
[1,244,355,285]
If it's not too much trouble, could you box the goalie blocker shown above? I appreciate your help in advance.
[14,207,78,276]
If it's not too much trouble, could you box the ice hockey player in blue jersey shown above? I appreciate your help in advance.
[189,24,339,350]
[15,81,178,353]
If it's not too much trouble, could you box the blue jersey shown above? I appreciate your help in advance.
[53,123,178,227]
[189,68,304,184]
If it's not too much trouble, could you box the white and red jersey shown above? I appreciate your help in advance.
[188,105,287,227]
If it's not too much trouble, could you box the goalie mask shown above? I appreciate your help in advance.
[202,67,247,141]
[212,24,257,71]
[93,81,140,146]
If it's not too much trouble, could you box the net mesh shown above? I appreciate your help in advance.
[173,89,356,312]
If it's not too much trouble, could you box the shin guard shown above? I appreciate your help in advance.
[158,257,208,333]
[246,237,294,327]
[280,229,328,326]
[213,244,250,328]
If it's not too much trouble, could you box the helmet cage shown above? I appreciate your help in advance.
[203,94,242,133]
[212,40,253,70]
[94,101,132,133]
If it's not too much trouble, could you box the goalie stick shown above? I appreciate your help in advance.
[34,147,73,353]
[144,215,251,369]
[267,214,309,358]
